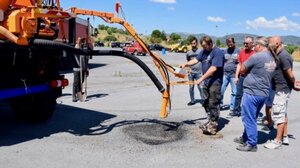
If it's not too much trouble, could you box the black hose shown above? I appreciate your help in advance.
[0,39,165,93]
[32,39,165,93]
[30,39,87,55]
[91,50,165,93]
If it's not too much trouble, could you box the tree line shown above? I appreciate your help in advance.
[94,25,299,54]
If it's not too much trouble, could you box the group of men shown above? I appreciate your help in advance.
[181,35,300,152]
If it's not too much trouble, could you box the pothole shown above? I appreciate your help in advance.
[123,122,185,145]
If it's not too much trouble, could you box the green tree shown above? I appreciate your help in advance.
[103,35,117,42]
[98,24,106,30]
[169,33,181,43]
[285,45,298,54]
[161,31,167,41]
[151,29,162,39]
[216,39,221,47]
[107,27,113,35]
[150,37,162,43]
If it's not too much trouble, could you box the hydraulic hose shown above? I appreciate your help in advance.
[91,50,165,93]
[0,39,165,93]
[31,39,165,93]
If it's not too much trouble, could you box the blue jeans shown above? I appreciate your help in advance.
[233,76,245,113]
[188,73,205,102]
[241,93,267,147]
[221,75,237,110]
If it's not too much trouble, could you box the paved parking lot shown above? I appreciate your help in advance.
[1,47,300,168]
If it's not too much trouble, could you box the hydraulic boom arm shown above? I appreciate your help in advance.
[70,6,191,118]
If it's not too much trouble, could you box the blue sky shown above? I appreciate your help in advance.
[61,0,300,37]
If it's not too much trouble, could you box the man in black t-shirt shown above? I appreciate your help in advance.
[264,36,300,149]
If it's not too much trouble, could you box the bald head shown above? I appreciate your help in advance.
[269,36,283,53]
[269,36,282,45]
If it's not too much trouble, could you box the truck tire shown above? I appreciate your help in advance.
[9,91,57,122]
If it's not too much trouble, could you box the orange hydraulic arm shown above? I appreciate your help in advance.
[0,0,72,45]
[70,6,190,118]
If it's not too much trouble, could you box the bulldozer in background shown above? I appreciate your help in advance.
[0,0,193,122]
[171,41,191,53]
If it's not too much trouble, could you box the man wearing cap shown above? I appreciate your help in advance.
[234,37,276,152]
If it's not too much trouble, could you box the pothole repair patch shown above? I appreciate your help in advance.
[123,123,185,145]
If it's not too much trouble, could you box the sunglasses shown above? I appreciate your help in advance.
[244,42,253,45]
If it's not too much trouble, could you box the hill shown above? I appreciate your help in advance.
[95,27,300,46]
[175,33,300,46]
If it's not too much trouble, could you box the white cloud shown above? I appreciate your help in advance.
[167,6,175,10]
[246,16,300,31]
[150,0,176,4]
[207,16,226,22]
[292,12,300,17]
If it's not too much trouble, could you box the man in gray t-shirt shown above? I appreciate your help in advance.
[243,51,276,97]
[220,37,240,112]
[186,37,204,106]
[235,37,276,152]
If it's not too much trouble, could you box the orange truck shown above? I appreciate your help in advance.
[0,0,190,122]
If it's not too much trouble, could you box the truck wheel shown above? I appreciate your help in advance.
[9,91,57,122]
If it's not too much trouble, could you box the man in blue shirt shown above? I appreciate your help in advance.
[181,36,224,135]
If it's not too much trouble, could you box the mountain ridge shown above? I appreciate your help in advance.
[174,32,300,45]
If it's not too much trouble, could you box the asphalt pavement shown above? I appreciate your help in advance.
[0,47,300,168]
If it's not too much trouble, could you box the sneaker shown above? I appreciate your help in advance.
[187,101,196,106]
[220,104,230,111]
[233,137,245,144]
[236,143,257,152]
[226,111,241,118]
[264,139,282,149]
[282,136,289,145]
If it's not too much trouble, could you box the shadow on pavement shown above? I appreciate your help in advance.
[0,103,116,147]
[218,117,230,131]
[258,129,276,144]
[0,101,232,146]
